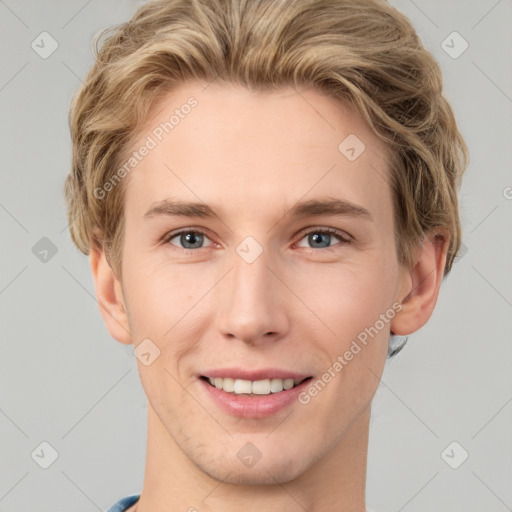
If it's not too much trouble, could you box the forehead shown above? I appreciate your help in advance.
[123,81,392,223]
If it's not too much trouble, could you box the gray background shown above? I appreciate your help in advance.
[0,0,511,510]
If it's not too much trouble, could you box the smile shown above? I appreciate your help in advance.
[198,372,314,418]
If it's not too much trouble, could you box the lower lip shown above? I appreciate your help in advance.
[199,377,312,418]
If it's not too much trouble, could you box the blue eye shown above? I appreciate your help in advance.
[296,228,350,250]
[164,227,350,252]
[165,230,213,250]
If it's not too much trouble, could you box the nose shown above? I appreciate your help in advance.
[215,243,290,346]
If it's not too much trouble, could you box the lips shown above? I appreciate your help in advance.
[198,373,314,418]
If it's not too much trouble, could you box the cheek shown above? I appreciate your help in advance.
[123,254,190,322]
[121,255,215,374]
[302,270,391,425]
[296,257,395,411]
[296,258,394,338]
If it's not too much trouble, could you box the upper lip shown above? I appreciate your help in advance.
[200,368,312,381]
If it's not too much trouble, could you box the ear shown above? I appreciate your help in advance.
[89,246,132,345]
[390,227,450,336]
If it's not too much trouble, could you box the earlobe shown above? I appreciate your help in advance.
[390,228,449,336]
[89,247,132,345]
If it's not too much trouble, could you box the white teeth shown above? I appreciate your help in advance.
[233,379,253,394]
[222,377,235,392]
[205,377,302,395]
[283,378,294,390]
[252,379,271,395]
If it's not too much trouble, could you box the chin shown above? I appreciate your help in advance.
[200,456,307,485]
[187,437,321,486]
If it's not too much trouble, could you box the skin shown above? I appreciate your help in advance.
[90,81,449,512]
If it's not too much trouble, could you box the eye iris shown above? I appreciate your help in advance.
[181,231,203,249]
[174,230,339,250]
[309,232,331,248]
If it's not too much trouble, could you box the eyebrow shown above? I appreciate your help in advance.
[143,197,372,222]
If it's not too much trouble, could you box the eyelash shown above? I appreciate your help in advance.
[163,227,351,254]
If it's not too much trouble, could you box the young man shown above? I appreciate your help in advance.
[64,0,468,510]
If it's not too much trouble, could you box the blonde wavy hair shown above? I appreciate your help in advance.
[64,0,469,280]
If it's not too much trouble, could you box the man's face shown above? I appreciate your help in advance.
[117,81,407,483]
